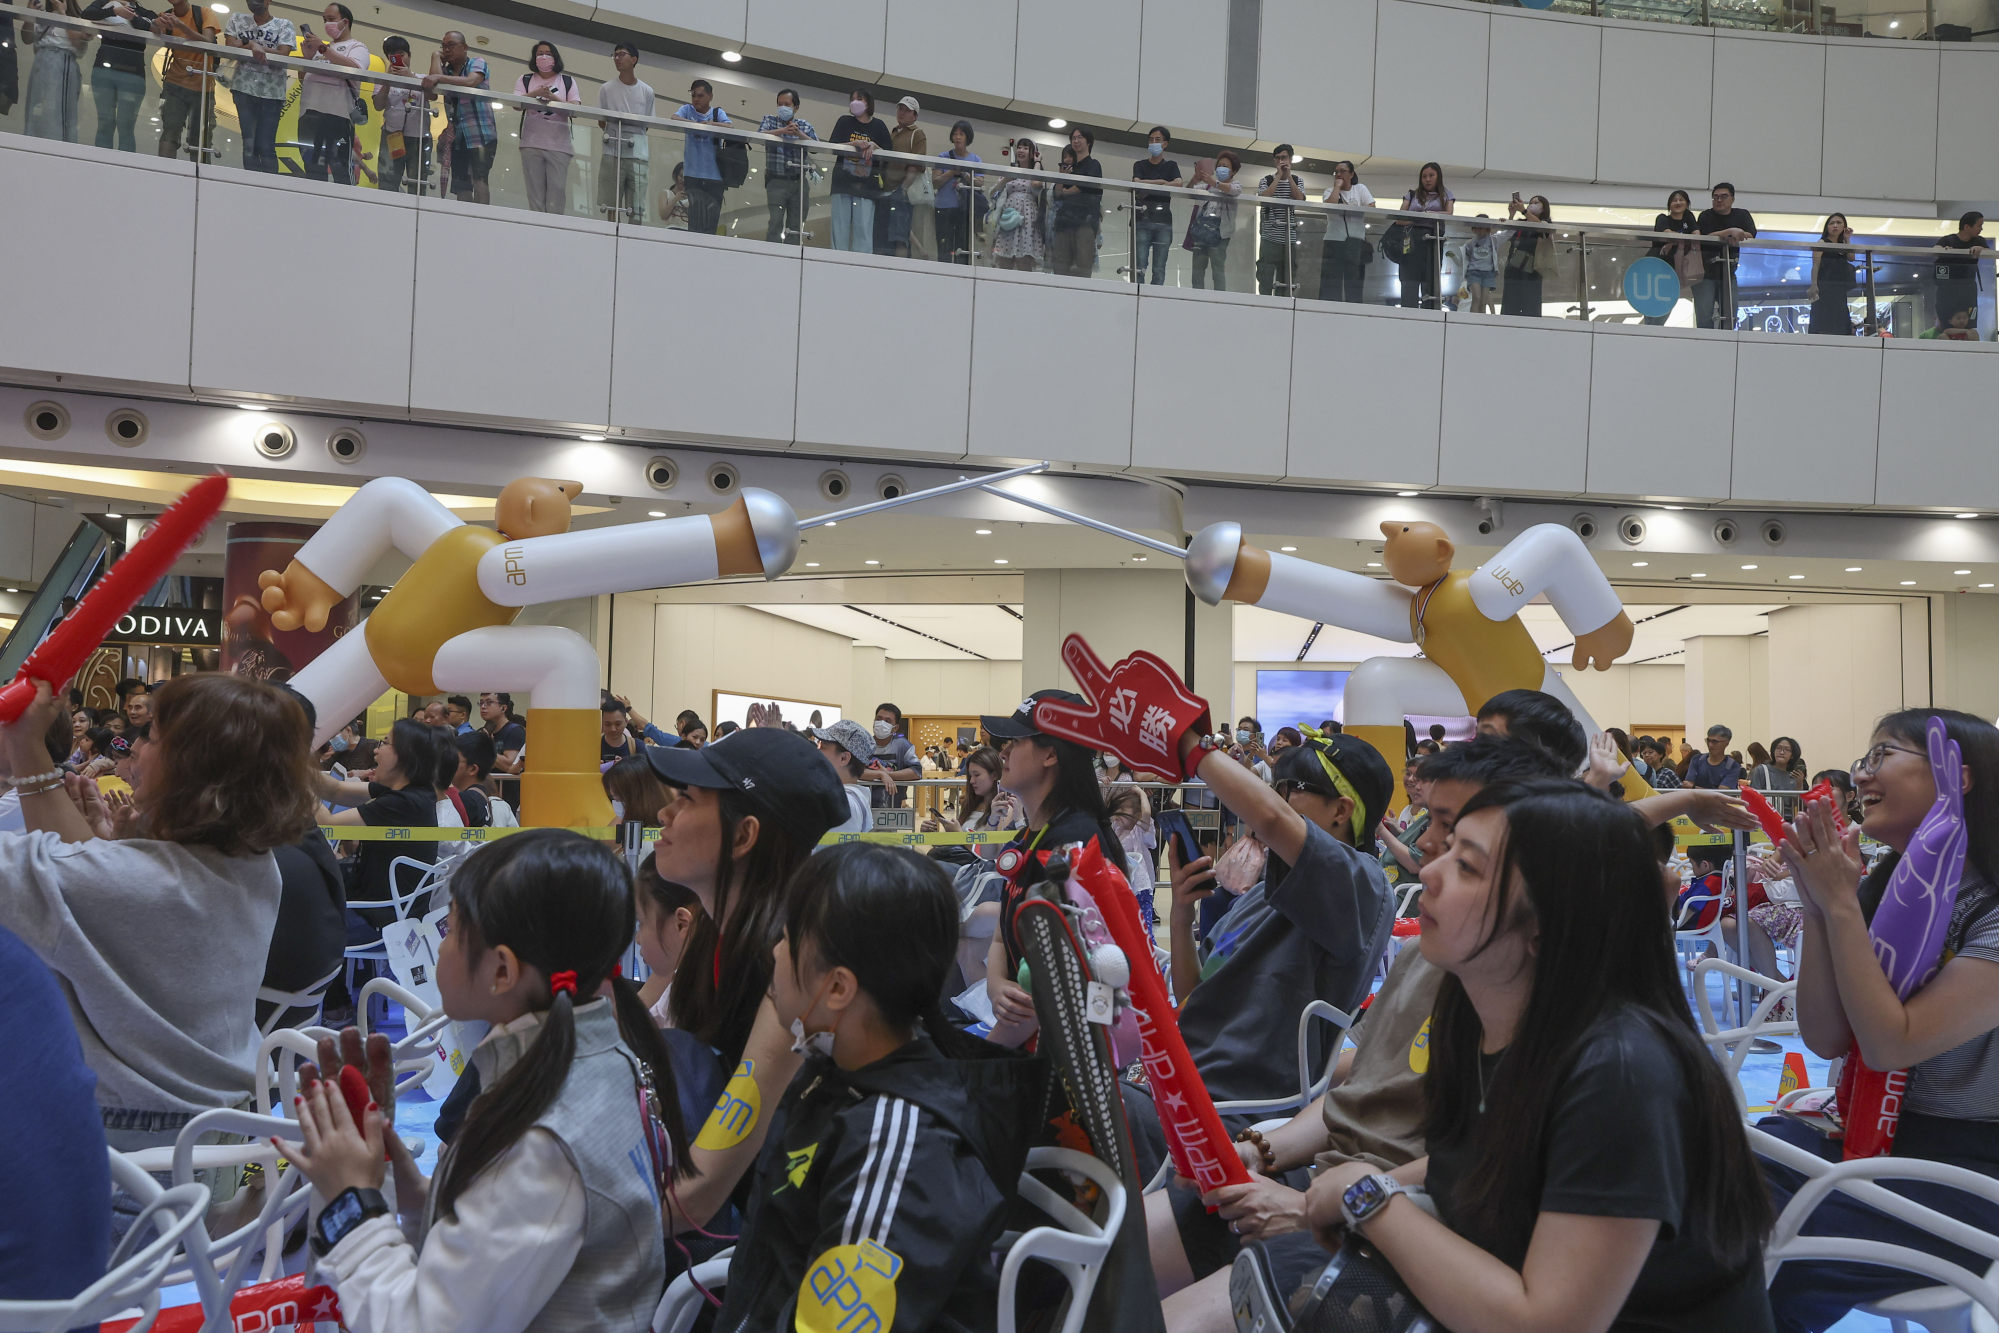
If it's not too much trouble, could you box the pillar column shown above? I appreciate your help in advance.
[1683,635,1756,751]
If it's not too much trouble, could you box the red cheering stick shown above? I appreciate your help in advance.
[1033,634,1213,781]
[1068,838,1249,1196]
[1739,778,1849,847]
[102,1274,342,1332]
[0,474,228,724]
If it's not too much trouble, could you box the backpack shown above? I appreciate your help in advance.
[518,72,575,135]
[712,110,751,188]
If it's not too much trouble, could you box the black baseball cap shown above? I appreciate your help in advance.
[1273,731,1394,840]
[980,689,1086,741]
[643,727,848,844]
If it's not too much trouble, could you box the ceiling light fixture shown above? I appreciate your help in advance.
[1957,513,1980,519]
[1956,569,1972,576]
[578,434,605,442]
[720,50,742,61]
[647,510,666,518]
[1662,505,1684,510]
[864,559,880,566]
[1788,574,1805,580]
[1366,561,1382,568]
[1689,573,1707,579]
[1983,583,1995,589]
[805,561,819,567]
[1901,580,1917,586]
[1048,117,1067,129]
[1631,561,1648,567]
[974,528,992,535]
[1395,490,1418,497]
[1845,566,1863,572]
[1280,545,1298,552]
[105,512,123,520]
[823,520,837,527]
[236,403,261,411]
[994,558,1009,565]
[1134,556,1149,562]
[1740,563,1758,570]
[4,588,16,594]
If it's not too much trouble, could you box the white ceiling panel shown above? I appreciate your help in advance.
[751,602,1024,660]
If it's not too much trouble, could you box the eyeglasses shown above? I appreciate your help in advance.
[1852,742,1923,776]
[1274,779,1332,800]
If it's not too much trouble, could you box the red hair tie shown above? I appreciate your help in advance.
[549,970,579,997]
[611,963,622,978]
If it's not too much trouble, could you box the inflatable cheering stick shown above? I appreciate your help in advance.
[1032,634,1213,781]
[0,473,228,724]
[101,1274,342,1332]
[1740,778,1848,847]
[1838,716,1968,1159]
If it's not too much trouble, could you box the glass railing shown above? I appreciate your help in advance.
[1467,0,1994,41]
[2,0,1992,343]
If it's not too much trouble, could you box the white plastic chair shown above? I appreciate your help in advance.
[0,1152,210,1333]
[342,854,444,1021]
[1691,958,1798,1109]
[998,1147,1126,1333]
[651,1249,734,1333]
[256,963,343,1037]
[1752,1126,1999,1333]
[356,976,453,1098]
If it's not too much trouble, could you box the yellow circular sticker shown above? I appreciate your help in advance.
[1408,1016,1432,1075]
[693,1059,761,1151]
[796,1239,901,1333]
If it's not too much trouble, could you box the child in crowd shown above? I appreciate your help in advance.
[1675,845,1730,931]
[634,857,701,1025]
[1461,215,1500,313]
[288,829,690,1333]
[717,843,1046,1333]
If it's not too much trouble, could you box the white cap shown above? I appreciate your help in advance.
[897,95,920,113]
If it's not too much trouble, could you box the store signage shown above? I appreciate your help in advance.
[1623,256,1679,318]
[104,606,220,647]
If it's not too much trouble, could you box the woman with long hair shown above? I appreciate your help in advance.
[317,716,449,920]
[1809,213,1858,337]
[921,743,1022,988]
[1643,189,1700,326]
[1397,161,1454,309]
[987,136,1046,271]
[20,0,88,142]
[1765,709,1999,1329]
[1301,780,1775,1330]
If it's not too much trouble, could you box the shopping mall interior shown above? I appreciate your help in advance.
[4,0,1999,1325]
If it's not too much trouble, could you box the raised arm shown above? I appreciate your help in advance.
[1468,524,1631,670]
[260,477,461,632]
[1184,522,1414,643]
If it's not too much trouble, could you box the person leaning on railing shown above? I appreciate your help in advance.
[1187,149,1244,290]
[78,0,153,152]
[514,38,580,215]
[423,29,493,205]
[1693,182,1756,330]
[373,35,428,194]
[295,3,368,185]
[20,0,88,143]
[755,87,814,242]
[150,0,218,160]
[987,136,1046,271]
[1316,159,1375,304]
[597,42,655,225]
[1050,125,1104,279]
[1643,189,1701,326]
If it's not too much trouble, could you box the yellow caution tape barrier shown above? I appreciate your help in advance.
[320,825,1018,847]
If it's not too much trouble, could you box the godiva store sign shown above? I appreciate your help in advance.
[104,606,220,648]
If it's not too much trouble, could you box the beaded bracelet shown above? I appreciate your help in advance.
[1233,1126,1277,1173]
[2,768,63,790]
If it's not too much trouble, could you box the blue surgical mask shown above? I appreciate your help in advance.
[1215,166,1231,183]
[1236,729,1253,745]
[330,734,350,752]
[775,105,794,122]
[1147,142,1163,158]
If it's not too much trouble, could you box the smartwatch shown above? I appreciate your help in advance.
[1339,1173,1414,1233]
[311,1186,389,1257]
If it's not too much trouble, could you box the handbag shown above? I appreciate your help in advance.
[997,204,1023,232]
[1345,235,1374,266]
[1188,201,1224,249]
[908,161,936,207]
[348,94,368,125]
[1673,241,1704,282]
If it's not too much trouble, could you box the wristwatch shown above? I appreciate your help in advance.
[1340,1173,1416,1233]
[311,1186,389,1257]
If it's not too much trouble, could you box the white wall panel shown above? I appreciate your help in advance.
[593,0,746,47]
[1875,341,1999,511]
[610,233,800,446]
[1484,14,1600,183]
[1130,290,1290,478]
[0,143,193,391]
[1370,2,1489,171]
[744,0,885,78]
[1437,318,1591,494]
[1137,0,1232,141]
[1709,36,1825,196]
[409,207,616,426]
[1936,48,1999,201]
[968,274,1136,468]
[1595,26,1712,188]
[1731,338,1880,505]
[1285,306,1442,486]
[1013,0,1141,121]
[191,177,414,410]
[1585,327,1735,500]
[1258,0,1373,155]
[884,0,1015,104]
[795,253,973,459]
[1821,44,1937,201]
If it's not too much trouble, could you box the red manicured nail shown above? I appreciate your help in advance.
[367,1102,378,1111]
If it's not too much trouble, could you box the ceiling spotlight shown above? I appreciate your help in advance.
[1957,513,1980,519]
[1982,583,1995,589]
[647,510,666,518]
[4,588,16,594]
[579,433,605,442]
[1901,580,1917,586]
[974,528,992,535]
[105,512,123,520]
[1740,563,1758,570]
[1048,117,1067,129]
[1689,573,1707,579]
[823,520,837,527]
[1956,569,1973,576]
[1280,545,1298,552]
[1395,490,1418,497]
[1631,561,1648,567]
[1888,17,1899,25]
[1366,561,1382,568]
[864,559,880,566]
[720,50,742,61]
[1662,505,1684,511]
[805,562,820,568]
[994,558,1009,565]
[1845,566,1863,573]
[1133,556,1149,562]
[236,403,261,411]
[1788,574,1805,580]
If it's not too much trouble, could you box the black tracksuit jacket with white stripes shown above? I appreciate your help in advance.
[717,1032,1048,1332]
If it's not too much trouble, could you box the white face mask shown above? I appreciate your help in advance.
[1215,166,1231,183]
[787,974,838,1058]
[849,99,867,117]
[873,719,894,741]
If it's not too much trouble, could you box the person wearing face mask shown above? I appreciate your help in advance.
[860,702,922,809]
[296,2,368,185]
[755,88,816,243]
[594,42,654,224]
[1500,193,1555,318]
[719,843,1045,1333]
[671,76,732,234]
[514,40,579,214]
[1187,150,1243,290]
[371,35,428,193]
[1131,125,1181,285]
[827,88,892,252]
[222,0,295,173]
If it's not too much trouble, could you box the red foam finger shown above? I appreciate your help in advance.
[1059,633,1115,698]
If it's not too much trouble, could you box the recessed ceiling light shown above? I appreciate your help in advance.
[864,559,880,566]
[720,50,742,61]
[1982,583,1994,589]
[1689,573,1707,579]
[974,529,992,535]
[1955,569,1972,576]
[1280,545,1298,552]
[994,558,1009,565]
[647,510,666,518]
[1901,580,1917,586]
[4,588,16,594]
[823,520,837,527]
[1395,490,1418,498]
[1366,561,1382,568]
[105,512,123,520]
[804,562,819,568]
[236,403,261,411]
[1631,561,1648,567]
[1662,505,1684,511]
[1133,556,1148,562]
[209,2,226,10]
[1845,566,1863,573]
[1957,513,1980,520]
[578,434,605,442]
[1740,564,1758,570]
[1788,574,1805,580]
[1048,117,1067,129]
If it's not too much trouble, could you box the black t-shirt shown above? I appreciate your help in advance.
[350,781,438,924]
[996,806,1120,975]
[827,114,892,194]
[601,734,639,764]
[1056,156,1104,228]
[1935,233,1984,284]
[1695,207,1757,275]
[1426,1007,1774,1332]
[489,721,525,755]
[1132,158,1182,221]
[1646,211,1697,259]
[459,786,491,829]
[260,827,346,1024]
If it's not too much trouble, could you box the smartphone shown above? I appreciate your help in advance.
[1157,808,1200,867]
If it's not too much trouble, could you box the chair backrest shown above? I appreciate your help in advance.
[162,1108,319,1315]
[999,1147,1126,1333]
[650,1249,734,1333]
[255,962,344,1038]
[1691,957,1798,1105]
[1753,1126,1999,1322]
[0,1154,210,1333]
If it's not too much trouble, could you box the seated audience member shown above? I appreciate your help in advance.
[316,717,448,923]
[445,694,474,734]
[645,728,850,1230]
[0,677,317,1149]
[601,751,669,828]
[1812,766,1864,826]
[290,830,689,1333]
[718,843,1045,1333]
[810,718,876,834]
[257,688,348,1030]
[634,856,701,1022]
[1762,708,1999,1331]
[1274,781,1775,1333]
[1151,736,1567,1319]
[979,691,1128,1048]
[1380,765,1428,885]
[452,729,497,827]
[1474,688,1587,774]
[1674,844,1730,930]
[0,922,110,1313]
[0,707,70,833]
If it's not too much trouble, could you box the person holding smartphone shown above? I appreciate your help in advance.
[1256,145,1308,296]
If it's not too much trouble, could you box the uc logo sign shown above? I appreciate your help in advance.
[1623,256,1679,319]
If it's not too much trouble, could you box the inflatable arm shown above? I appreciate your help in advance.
[1184,522,1413,643]
[260,477,460,633]
[1469,525,1632,670]
[474,489,800,605]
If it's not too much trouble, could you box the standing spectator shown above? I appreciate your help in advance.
[1050,125,1103,278]
[1459,216,1500,314]
[151,0,220,160]
[671,77,731,235]
[827,88,890,252]
[1500,193,1555,318]
[987,137,1045,271]
[121,684,151,730]
[79,0,152,153]
[755,87,815,243]
[932,119,981,265]
[424,30,493,205]
[1749,736,1806,802]
[222,0,293,173]
[1931,210,1986,334]
[514,39,579,214]
[1643,189,1700,327]
[371,35,427,193]
[477,691,524,775]
[1131,124,1180,285]
[295,3,367,185]
[1684,724,1743,789]
[593,42,653,224]
[1254,144,1307,296]
[600,695,639,764]
[1316,159,1375,304]
[1808,214,1857,338]
[1637,736,1681,789]
[878,94,927,258]
[1397,161,1455,309]
[444,695,473,733]
[1187,150,1242,290]
[1694,182,1756,330]
[20,0,87,142]
[862,702,921,809]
